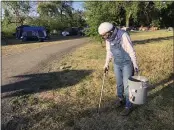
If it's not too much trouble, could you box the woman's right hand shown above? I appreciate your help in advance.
[104,66,109,74]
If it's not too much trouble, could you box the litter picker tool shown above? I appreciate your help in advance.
[98,72,106,113]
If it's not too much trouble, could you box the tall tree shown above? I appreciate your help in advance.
[121,1,139,27]
[72,10,86,27]
[2,1,30,26]
[84,1,123,38]
[160,1,174,27]
[152,1,172,27]
[37,1,74,31]
[136,1,171,27]
[37,1,73,21]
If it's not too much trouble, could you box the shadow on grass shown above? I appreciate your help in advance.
[2,73,173,130]
[100,36,173,49]
[148,73,174,91]
[1,69,93,98]
[1,36,87,46]
[133,36,173,44]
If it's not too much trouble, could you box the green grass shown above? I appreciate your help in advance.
[9,30,173,130]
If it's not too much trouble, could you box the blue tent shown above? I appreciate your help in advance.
[23,26,45,31]
[16,25,48,42]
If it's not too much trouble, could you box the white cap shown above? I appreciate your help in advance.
[98,22,113,35]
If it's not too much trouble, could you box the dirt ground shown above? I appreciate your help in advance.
[1,37,90,129]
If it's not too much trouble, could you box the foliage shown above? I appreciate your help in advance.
[2,1,30,25]
[160,2,174,27]
[121,1,139,27]
[1,1,31,37]
[2,23,16,37]
[71,10,86,27]
[84,1,174,38]
[84,2,123,40]
[2,9,16,37]
[1,1,173,38]
[36,1,86,31]
[1,1,87,37]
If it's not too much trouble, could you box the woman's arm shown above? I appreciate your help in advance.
[104,40,113,68]
[122,33,138,70]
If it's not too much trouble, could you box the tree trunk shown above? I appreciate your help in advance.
[60,10,62,22]
[126,18,129,27]
[60,2,63,22]
[126,11,132,27]
[20,18,24,26]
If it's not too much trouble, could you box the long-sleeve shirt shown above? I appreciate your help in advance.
[104,33,138,70]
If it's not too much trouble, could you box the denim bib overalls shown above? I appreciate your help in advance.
[108,28,133,108]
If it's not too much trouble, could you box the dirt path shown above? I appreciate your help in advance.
[1,37,90,129]
[2,37,90,86]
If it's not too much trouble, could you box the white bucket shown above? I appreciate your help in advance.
[128,76,149,104]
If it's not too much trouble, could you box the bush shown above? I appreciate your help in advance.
[2,23,16,38]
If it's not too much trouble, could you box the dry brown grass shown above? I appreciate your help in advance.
[2,37,85,57]
[10,30,173,130]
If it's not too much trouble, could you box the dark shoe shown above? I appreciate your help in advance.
[115,98,124,108]
[120,107,132,116]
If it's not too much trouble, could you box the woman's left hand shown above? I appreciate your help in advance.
[134,68,139,75]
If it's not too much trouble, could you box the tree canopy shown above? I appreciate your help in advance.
[84,1,173,38]
[1,1,173,38]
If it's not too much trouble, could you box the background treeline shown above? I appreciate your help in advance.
[84,1,174,37]
[1,1,173,38]
[1,1,86,37]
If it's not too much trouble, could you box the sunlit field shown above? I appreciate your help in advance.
[6,30,173,130]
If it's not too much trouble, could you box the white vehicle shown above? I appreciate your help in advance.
[62,31,70,36]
